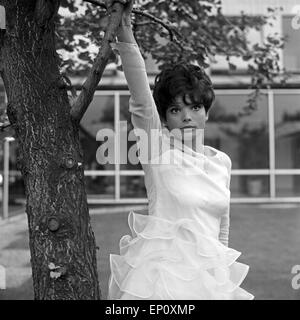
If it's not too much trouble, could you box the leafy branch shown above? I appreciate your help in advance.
[70,1,124,122]
[58,0,289,119]
[83,0,183,43]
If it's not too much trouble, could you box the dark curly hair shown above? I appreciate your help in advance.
[153,63,215,121]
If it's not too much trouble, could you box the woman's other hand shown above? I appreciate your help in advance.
[110,0,136,43]
[107,0,134,26]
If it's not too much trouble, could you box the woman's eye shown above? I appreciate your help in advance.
[170,107,179,114]
[192,105,203,110]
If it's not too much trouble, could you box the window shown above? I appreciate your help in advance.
[206,92,269,170]
[231,175,270,198]
[119,94,141,171]
[274,93,300,169]
[206,92,270,198]
[120,176,147,198]
[80,93,115,198]
[0,79,5,104]
[276,175,300,197]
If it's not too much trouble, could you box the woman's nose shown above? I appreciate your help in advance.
[182,110,192,122]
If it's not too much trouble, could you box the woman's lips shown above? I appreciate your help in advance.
[180,126,197,129]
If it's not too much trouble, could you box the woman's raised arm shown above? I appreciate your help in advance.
[110,1,161,133]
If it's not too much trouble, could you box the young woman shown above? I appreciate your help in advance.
[108,0,254,300]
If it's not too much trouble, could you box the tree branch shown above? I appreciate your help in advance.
[83,0,107,10]
[70,2,124,122]
[71,0,183,122]
[83,0,182,42]
[133,8,182,41]
[134,21,156,27]
[34,0,60,28]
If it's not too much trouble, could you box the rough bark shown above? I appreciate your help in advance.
[0,0,100,299]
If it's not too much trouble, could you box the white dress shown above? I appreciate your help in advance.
[107,42,254,300]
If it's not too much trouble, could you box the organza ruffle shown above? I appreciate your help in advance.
[108,211,254,300]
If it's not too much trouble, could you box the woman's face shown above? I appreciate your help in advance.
[165,94,208,133]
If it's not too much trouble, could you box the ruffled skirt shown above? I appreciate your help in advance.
[108,211,254,300]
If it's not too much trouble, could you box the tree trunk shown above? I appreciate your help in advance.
[0,1,100,299]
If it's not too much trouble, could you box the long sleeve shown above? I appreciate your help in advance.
[219,154,232,247]
[110,42,161,132]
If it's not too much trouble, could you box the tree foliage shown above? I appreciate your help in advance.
[57,0,287,105]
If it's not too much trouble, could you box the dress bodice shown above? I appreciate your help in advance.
[142,133,231,240]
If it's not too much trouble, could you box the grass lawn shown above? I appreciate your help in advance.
[1,204,300,300]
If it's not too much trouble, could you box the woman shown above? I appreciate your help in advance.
[108,0,254,300]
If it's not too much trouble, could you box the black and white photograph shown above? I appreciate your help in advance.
[0,0,300,302]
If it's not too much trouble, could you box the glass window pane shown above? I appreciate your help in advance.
[276,175,300,197]
[0,90,5,104]
[80,94,115,170]
[85,176,115,199]
[0,141,26,205]
[120,176,147,198]
[119,94,131,123]
[120,95,143,171]
[0,78,5,104]
[206,93,269,169]
[231,175,270,198]
[9,172,25,204]
[275,93,300,169]
[81,94,115,137]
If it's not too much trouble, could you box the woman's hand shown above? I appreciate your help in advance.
[121,0,134,26]
[108,0,136,43]
[108,0,134,26]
